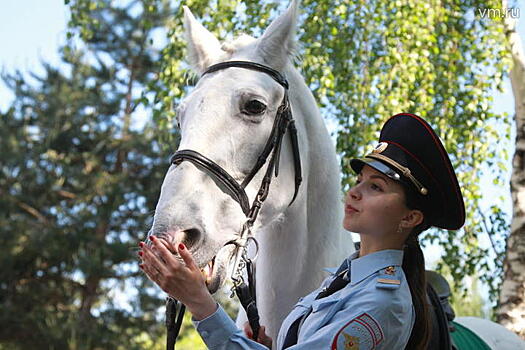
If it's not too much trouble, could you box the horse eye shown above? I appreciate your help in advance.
[243,100,267,115]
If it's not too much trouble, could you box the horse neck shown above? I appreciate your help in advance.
[253,65,352,338]
[280,65,348,268]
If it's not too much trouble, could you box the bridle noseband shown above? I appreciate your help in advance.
[165,61,303,350]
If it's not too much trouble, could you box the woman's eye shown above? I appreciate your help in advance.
[371,183,382,191]
[243,100,267,115]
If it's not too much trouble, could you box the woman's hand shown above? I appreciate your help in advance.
[244,322,273,348]
[139,236,217,320]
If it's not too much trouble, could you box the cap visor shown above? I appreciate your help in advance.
[350,158,402,182]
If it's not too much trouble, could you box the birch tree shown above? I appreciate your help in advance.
[498,0,525,338]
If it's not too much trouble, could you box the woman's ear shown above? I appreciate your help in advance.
[400,209,424,230]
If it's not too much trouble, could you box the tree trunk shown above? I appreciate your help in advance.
[497,0,525,339]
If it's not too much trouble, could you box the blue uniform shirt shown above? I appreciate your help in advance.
[193,249,415,349]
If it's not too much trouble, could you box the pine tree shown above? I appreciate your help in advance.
[0,2,175,348]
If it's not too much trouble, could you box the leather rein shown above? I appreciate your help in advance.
[165,61,302,349]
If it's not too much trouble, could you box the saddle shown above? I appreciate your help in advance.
[425,270,456,350]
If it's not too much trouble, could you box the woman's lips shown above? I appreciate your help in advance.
[345,204,359,214]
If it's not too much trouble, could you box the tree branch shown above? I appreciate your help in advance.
[15,200,49,224]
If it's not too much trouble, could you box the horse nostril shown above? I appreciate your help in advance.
[182,228,201,250]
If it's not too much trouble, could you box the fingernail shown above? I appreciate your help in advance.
[149,235,156,241]
[138,242,144,248]
[138,251,143,257]
[178,243,185,251]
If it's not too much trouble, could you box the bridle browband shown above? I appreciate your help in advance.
[165,61,303,350]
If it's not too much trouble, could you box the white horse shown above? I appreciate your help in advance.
[151,0,352,342]
[150,1,525,348]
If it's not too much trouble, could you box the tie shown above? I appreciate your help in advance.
[282,270,350,349]
[314,273,350,300]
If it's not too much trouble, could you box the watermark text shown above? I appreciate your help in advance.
[478,7,520,19]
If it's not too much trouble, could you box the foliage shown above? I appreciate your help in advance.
[297,0,512,302]
[67,0,175,148]
[439,265,490,319]
[452,276,490,319]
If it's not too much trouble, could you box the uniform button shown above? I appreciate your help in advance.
[202,331,209,337]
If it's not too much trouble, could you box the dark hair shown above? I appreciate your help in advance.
[402,185,431,350]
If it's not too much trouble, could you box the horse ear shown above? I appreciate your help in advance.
[257,0,299,70]
[183,6,225,74]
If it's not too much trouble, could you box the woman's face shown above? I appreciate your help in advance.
[343,165,410,237]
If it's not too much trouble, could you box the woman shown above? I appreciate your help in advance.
[139,113,465,349]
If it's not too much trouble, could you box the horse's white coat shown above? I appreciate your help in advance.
[152,0,353,342]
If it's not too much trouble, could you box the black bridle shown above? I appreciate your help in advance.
[170,61,302,215]
[165,61,302,349]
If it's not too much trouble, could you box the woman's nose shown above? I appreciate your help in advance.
[347,185,361,200]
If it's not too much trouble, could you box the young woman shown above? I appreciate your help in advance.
[139,113,465,349]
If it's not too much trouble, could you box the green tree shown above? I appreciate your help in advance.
[451,276,489,318]
[437,264,490,318]
[298,0,511,301]
[0,1,175,348]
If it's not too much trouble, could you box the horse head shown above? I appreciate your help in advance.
[150,1,302,294]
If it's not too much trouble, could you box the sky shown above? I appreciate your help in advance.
[1,0,524,307]
[0,0,69,109]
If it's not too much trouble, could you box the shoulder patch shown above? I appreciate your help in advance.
[331,312,384,350]
[376,266,401,290]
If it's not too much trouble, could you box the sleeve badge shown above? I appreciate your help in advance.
[331,313,384,350]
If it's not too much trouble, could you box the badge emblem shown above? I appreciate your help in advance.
[343,333,360,350]
[331,313,384,350]
[372,142,388,154]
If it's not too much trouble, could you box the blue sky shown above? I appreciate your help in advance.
[1,0,524,307]
[0,0,68,109]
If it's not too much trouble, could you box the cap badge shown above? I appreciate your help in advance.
[372,142,388,154]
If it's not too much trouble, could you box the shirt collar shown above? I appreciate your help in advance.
[332,250,360,276]
[350,249,404,285]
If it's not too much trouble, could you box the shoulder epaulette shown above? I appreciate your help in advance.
[376,266,401,290]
